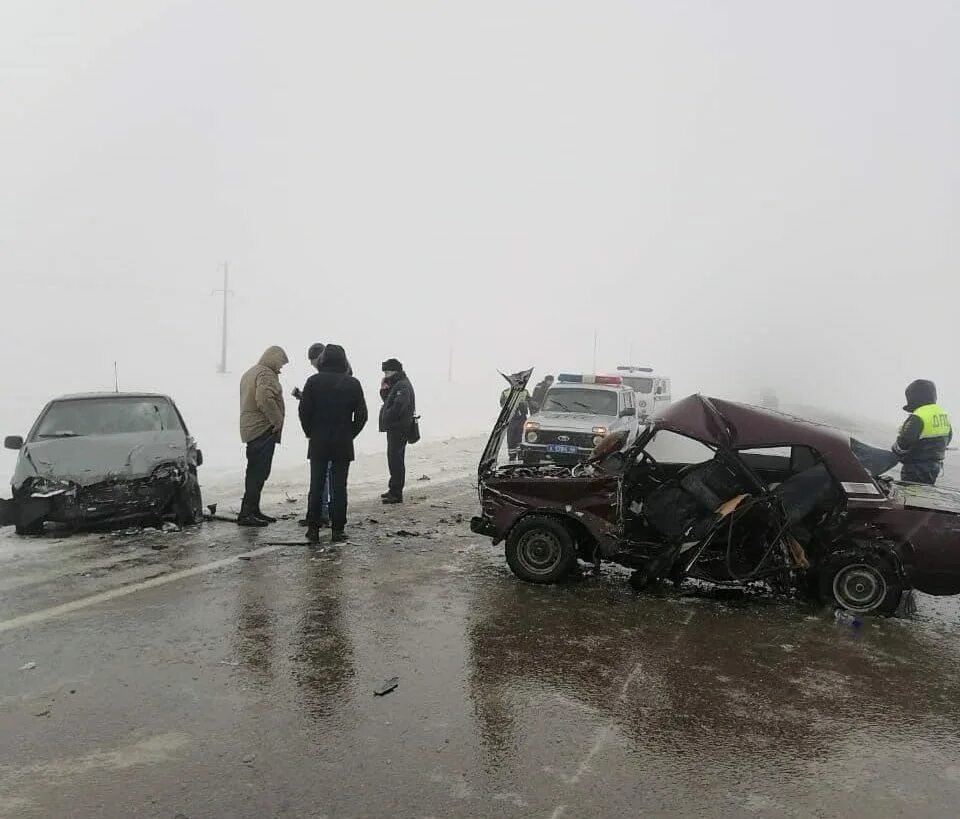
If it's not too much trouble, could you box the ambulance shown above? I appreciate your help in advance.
[616,366,672,420]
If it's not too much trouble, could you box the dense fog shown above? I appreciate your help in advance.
[3,0,957,478]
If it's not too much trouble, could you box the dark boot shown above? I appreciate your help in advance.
[331,530,348,544]
[306,526,320,544]
[381,491,393,500]
[382,495,403,505]
[254,510,277,523]
[237,513,269,528]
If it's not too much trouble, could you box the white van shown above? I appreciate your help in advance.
[616,366,672,420]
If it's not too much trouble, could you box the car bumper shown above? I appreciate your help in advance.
[6,475,185,529]
[470,515,498,538]
[518,443,593,462]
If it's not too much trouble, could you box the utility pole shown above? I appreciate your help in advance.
[592,330,598,373]
[213,262,234,374]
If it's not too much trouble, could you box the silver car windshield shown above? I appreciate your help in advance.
[543,388,618,416]
[32,398,183,440]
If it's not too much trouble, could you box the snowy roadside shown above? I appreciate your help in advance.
[201,434,488,517]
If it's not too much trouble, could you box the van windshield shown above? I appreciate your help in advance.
[622,377,653,393]
[542,388,619,416]
[32,398,183,440]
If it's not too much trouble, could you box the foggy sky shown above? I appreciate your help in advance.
[2,1,958,460]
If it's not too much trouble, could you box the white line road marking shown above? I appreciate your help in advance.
[0,544,286,634]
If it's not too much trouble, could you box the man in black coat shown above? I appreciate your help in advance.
[298,344,368,543]
[379,358,415,504]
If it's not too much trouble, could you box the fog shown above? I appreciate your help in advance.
[2,1,958,477]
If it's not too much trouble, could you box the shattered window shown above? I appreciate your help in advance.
[32,398,183,440]
[542,388,619,416]
[644,431,715,464]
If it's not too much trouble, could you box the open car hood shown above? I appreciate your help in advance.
[479,369,533,478]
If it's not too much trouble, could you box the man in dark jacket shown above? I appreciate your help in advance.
[530,375,554,414]
[298,344,368,543]
[892,379,952,485]
[293,343,330,527]
[379,358,415,504]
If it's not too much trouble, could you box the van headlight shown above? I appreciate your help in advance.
[526,431,539,444]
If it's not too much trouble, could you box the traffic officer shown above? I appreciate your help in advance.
[892,379,952,485]
[500,385,530,461]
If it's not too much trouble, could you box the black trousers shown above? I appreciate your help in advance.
[309,458,350,531]
[387,430,407,498]
[242,430,276,515]
[901,462,941,485]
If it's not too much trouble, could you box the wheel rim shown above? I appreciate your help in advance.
[833,563,887,613]
[515,529,563,576]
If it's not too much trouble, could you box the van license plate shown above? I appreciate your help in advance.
[547,444,578,455]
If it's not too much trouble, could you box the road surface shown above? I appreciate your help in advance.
[3,438,960,818]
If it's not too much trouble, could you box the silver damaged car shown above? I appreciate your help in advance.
[1,392,203,535]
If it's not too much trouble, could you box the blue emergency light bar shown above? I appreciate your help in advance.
[557,374,623,385]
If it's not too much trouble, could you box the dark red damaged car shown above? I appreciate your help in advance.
[471,371,960,615]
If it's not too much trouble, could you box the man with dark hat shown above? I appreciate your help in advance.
[298,344,368,543]
[892,379,952,485]
[293,343,330,527]
[379,358,415,504]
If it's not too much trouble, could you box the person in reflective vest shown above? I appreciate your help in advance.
[892,379,952,485]
[500,387,530,461]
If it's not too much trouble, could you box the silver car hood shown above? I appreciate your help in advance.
[534,412,619,432]
[12,431,189,489]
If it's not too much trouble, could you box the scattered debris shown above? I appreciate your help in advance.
[374,677,399,697]
[162,522,180,533]
[283,493,299,504]
[218,660,240,667]
[207,503,218,515]
[32,709,51,718]
[242,754,257,765]
[393,530,422,538]
[19,661,37,671]
[418,475,431,482]
[150,542,170,551]
[238,555,252,562]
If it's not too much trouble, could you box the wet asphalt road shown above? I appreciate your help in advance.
[3,478,960,818]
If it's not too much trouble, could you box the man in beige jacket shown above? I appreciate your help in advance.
[238,345,289,526]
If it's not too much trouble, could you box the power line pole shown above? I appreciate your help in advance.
[592,329,598,373]
[213,262,234,374]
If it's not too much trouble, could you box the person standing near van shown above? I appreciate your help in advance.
[379,358,415,504]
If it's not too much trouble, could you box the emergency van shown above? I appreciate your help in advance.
[616,366,672,420]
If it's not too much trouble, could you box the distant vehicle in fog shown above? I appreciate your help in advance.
[519,374,639,465]
[1,393,203,535]
[616,366,671,420]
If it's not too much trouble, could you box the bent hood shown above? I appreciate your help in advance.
[480,369,533,477]
[12,432,190,489]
